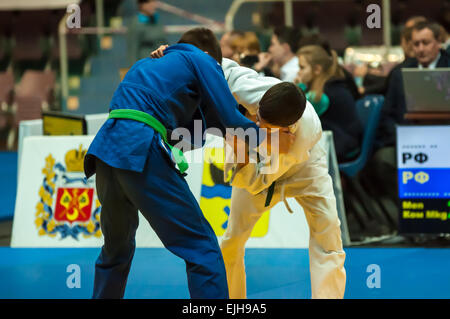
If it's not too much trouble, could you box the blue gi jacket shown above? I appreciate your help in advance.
[84,43,261,178]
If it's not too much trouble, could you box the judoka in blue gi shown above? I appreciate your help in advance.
[83,28,265,299]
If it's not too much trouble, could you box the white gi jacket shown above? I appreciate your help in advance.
[222,58,326,206]
[220,58,346,299]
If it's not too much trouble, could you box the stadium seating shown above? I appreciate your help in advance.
[339,95,384,177]
[0,72,14,109]
[339,95,394,238]
[13,70,55,124]
[0,72,14,134]
[10,11,49,66]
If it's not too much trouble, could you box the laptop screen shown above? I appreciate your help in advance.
[401,68,450,113]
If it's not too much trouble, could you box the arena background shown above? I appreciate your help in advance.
[0,0,449,299]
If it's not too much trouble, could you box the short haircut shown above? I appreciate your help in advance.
[178,28,222,64]
[231,31,261,54]
[229,30,245,38]
[412,21,442,41]
[259,82,306,127]
[273,26,301,53]
[405,16,427,28]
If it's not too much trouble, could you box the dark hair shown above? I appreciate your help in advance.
[138,0,155,3]
[405,16,427,27]
[412,21,442,41]
[178,28,222,64]
[273,26,301,53]
[259,82,306,127]
[298,33,331,56]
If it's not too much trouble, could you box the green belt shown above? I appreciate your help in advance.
[108,109,189,174]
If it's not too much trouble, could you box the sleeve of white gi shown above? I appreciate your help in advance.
[222,58,281,115]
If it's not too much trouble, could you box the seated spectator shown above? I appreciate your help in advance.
[229,31,261,66]
[298,33,360,100]
[225,31,275,77]
[378,20,450,148]
[412,21,450,69]
[296,45,363,163]
[220,30,245,61]
[402,16,427,59]
[267,26,301,82]
[126,0,167,65]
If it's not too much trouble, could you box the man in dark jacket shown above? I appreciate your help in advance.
[377,21,450,148]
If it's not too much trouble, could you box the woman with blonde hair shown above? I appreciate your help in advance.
[296,45,363,163]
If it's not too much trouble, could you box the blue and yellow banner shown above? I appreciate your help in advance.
[200,148,270,237]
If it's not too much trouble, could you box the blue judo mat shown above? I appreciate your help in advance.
[0,248,449,299]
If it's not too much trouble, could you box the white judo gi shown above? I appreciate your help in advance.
[220,58,346,299]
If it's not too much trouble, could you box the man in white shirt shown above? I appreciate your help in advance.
[268,26,301,82]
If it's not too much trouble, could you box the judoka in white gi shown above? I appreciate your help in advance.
[221,58,346,299]
[150,46,346,299]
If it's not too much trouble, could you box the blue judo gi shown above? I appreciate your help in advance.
[84,43,262,299]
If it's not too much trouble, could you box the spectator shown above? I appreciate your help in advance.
[378,16,428,101]
[226,31,275,77]
[268,26,301,82]
[401,16,427,59]
[296,45,363,163]
[378,21,450,148]
[126,0,167,65]
[412,21,449,69]
[229,31,260,65]
[360,21,425,100]
[220,30,245,60]
[298,33,360,100]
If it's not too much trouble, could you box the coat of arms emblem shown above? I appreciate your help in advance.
[35,145,102,240]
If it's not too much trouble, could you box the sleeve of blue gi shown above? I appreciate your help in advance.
[188,54,266,146]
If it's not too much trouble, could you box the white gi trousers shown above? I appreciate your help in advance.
[220,154,346,299]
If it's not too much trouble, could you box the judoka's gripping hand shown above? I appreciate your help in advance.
[150,44,169,58]
[225,133,249,165]
[261,128,295,156]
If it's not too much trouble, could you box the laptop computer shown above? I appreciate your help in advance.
[401,68,450,113]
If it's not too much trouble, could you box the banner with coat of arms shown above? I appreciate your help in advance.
[12,136,108,247]
[35,146,102,240]
[12,135,311,248]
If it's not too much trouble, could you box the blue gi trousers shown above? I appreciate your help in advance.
[92,134,229,298]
